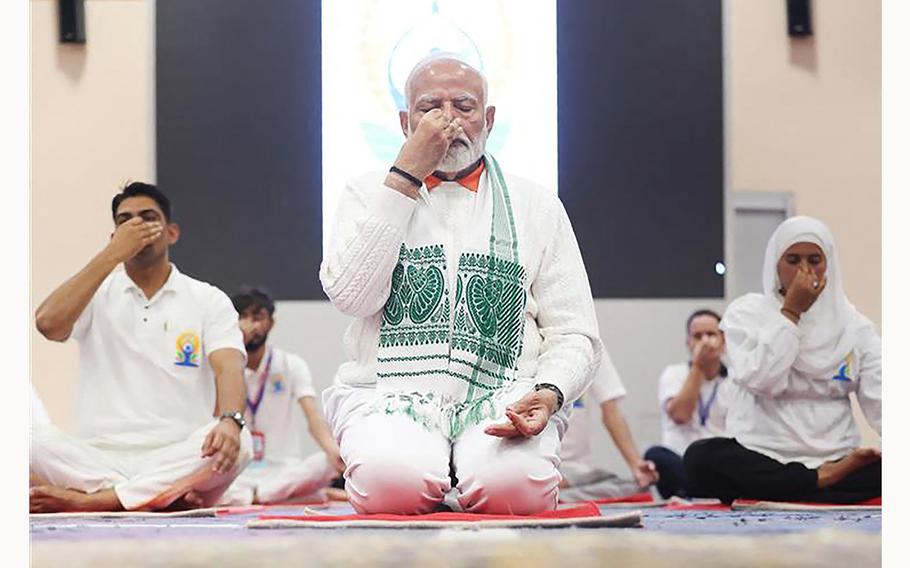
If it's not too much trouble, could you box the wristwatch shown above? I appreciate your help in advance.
[534,383,565,412]
[220,410,246,430]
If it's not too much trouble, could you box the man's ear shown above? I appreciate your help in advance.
[399,111,410,138]
[485,105,496,132]
[166,223,181,245]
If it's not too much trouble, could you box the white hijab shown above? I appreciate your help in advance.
[761,216,860,375]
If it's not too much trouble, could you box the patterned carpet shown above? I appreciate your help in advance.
[30,502,881,567]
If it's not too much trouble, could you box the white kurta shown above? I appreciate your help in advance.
[657,363,729,455]
[29,265,252,510]
[320,165,602,514]
[722,295,881,468]
[219,346,337,505]
[321,169,601,408]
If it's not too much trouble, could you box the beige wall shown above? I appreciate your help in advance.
[31,0,153,429]
[728,0,881,329]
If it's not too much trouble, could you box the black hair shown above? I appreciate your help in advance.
[111,182,173,222]
[231,287,276,317]
[686,309,722,335]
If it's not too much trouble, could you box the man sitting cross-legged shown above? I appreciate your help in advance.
[218,287,345,505]
[30,182,252,513]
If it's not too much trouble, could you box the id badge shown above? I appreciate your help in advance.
[251,430,266,462]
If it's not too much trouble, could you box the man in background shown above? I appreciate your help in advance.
[219,288,345,505]
[559,353,658,502]
[644,309,728,498]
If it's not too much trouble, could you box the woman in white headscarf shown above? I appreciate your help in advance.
[683,216,881,504]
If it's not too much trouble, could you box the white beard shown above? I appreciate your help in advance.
[437,126,488,173]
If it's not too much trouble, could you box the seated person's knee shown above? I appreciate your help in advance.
[345,446,449,514]
[459,454,558,515]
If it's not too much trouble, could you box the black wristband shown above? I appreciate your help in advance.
[389,166,423,188]
[534,383,565,412]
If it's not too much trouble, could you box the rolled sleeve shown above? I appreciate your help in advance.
[287,353,317,400]
[587,352,627,404]
[203,289,246,364]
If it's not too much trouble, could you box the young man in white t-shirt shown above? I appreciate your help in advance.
[644,309,728,498]
[218,288,345,505]
[30,183,252,513]
[558,352,658,502]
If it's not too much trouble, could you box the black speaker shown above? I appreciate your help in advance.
[786,0,812,37]
[59,0,86,44]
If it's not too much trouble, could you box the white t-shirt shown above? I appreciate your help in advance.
[71,264,245,447]
[243,345,317,460]
[560,352,628,467]
[657,362,729,455]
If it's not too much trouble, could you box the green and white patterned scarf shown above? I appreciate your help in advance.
[373,153,528,439]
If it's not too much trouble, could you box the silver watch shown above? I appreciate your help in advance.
[220,410,246,430]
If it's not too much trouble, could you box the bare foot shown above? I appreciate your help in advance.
[30,486,85,513]
[325,488,348,502]
[817,447,881,489]
[162,491,205,511]
[30,486,124,513]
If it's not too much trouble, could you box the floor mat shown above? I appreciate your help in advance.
[29,499,335,520]
[568,492,665,507]
[662,497,729,511]
[247,502,643,529]
[731,497,881,511]
[28,506,262,519]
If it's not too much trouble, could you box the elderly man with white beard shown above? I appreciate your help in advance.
[320,54,602,515]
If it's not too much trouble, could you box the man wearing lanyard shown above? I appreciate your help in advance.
[218,288,345,505]
[644,309,729,499]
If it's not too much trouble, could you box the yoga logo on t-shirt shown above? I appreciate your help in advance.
[832,352,854,382]
[272,374,285,394]
[175,331,201,368]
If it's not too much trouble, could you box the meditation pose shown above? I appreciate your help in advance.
[644,309,729,499]
[684,216,881,504]
[30,183,252,512]
[320,55,602,514]
[559,354,658,502]
[219,288,344,505]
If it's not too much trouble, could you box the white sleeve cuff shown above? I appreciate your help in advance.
[371,183,419,228]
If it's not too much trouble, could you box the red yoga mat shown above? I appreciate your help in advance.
[247,502,643,529]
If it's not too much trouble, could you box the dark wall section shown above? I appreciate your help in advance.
[157,0,723,300]
[558,0,724,297]
[156,0,324,299]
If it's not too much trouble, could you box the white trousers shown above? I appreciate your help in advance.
[218,452,338,506]
[325,384,563,515]
[30,420,252,511]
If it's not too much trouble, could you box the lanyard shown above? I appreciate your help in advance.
[246,349,274,422]
[697,381,721,426]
